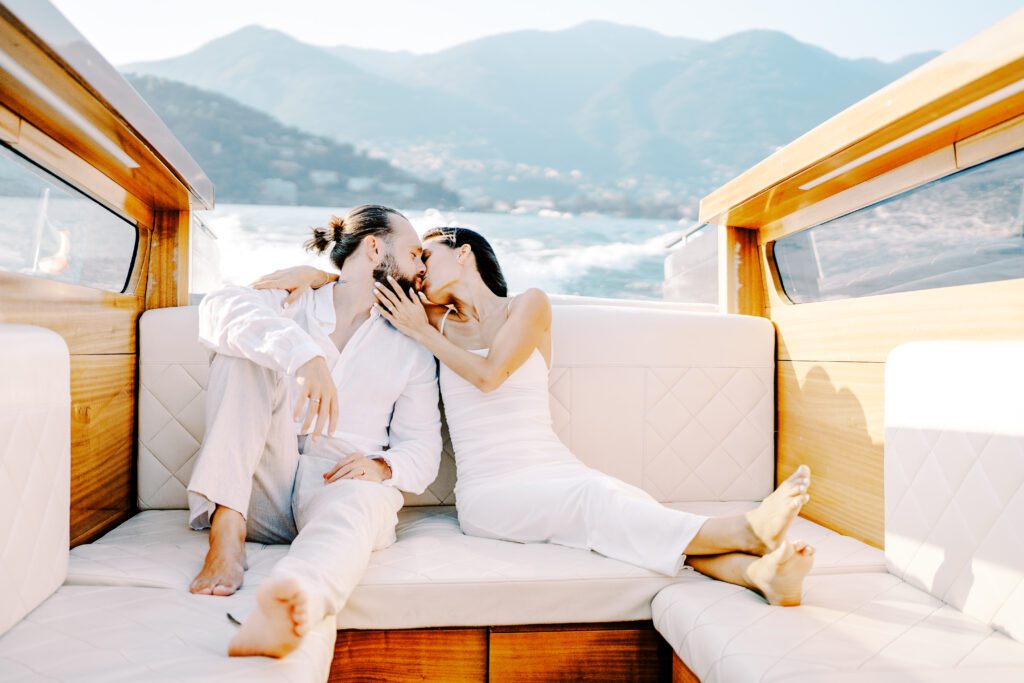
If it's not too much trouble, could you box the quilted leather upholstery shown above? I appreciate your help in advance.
[137,303,775,510]
[652,572,1024,683]
[885,342,1024,642]
[652,340,1024,682]
[67,504,881,629]
[0,325,70,638]
[0,585,335,682]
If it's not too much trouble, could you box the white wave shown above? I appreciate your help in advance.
[198,205,669,299]
[204,211,331,287]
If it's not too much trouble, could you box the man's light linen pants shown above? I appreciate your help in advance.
[187,354,404,620]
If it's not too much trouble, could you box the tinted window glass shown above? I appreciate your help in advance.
[0,145,138,292]
[773,148,1024,303]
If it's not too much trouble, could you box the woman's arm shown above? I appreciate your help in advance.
[250,265,338,306]
[374,277,551,393]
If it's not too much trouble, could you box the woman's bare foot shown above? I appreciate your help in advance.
[744,465,811,554]
[228,576,311,658]
[745,540,815,606]
[190,506,247,596]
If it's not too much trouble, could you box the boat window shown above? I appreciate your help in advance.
[188,212,222,304]
[0,145,138,292]
[772,147,1024,303]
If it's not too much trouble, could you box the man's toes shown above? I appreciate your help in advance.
[212,582,237,596]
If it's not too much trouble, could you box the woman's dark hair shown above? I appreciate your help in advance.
[304,204,406,270]
[422,226,508,297]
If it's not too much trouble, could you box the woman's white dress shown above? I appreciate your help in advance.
[438,309,708,576]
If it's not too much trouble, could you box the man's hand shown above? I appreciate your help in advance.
[294,356,338,441]
[250,266,338,307]
[323,452,391,484]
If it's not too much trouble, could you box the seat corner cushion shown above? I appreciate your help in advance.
[0,584,335,682]
[652,571,1024,683]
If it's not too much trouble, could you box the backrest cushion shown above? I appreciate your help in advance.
[0,325,70,636]
[885,341,1024,642]
[138,302,774,509]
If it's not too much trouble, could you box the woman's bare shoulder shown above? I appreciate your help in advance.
[509,288,551,317]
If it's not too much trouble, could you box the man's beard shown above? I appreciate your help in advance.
[372,251,418,295]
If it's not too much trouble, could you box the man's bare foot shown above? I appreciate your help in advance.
[190,506,246,596]
[228,577,311,658]
[743,465,811,554]
[745,539,815,606]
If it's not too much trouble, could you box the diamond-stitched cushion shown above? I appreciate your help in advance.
[138,304,775,510]
[0,325,70,638]
[653,571,1024,683]
[885,341,1024,642]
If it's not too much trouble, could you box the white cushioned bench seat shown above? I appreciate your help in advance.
[652,341,1024,682]
[68,503,883,630]
[0,585,336,682]
[652,571,1024,683]
[0,325,336,683]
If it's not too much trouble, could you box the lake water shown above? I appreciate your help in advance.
[197,204,682,300]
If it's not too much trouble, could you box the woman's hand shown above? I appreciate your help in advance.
[323,451,391,484]
[373,276,433,341]
[251,266,337,306]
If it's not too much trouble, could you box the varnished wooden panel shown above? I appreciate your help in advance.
[672,653,700,683]
[331,628,487,682]
[0,101,18,141]
[0,272,141,355]
[956,111,1024,168]
[489,622,670,682]
[69,353,136,546]
[769,278,1024,364]
[757,146,956,245]
[718,226,765,316]
[777,360,885,548]
[145,209,191,310]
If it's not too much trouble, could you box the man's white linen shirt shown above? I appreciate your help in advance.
[196,282,441,494]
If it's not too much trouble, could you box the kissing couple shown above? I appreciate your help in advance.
[185,204,815,658]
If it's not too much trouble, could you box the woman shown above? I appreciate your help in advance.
[255,226,815,606]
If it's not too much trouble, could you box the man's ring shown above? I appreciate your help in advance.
[359,468,366,477]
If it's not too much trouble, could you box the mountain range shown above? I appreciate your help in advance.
[124,22,938,215]
[126,74,458,207]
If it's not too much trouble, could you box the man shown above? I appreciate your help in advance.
[186,204,441,658]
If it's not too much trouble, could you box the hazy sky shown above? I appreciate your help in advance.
[53,0,1023,65]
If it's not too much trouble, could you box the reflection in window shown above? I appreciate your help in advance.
[189,212,222,304]
[773,147,1024,303]
[0,145,137,292]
